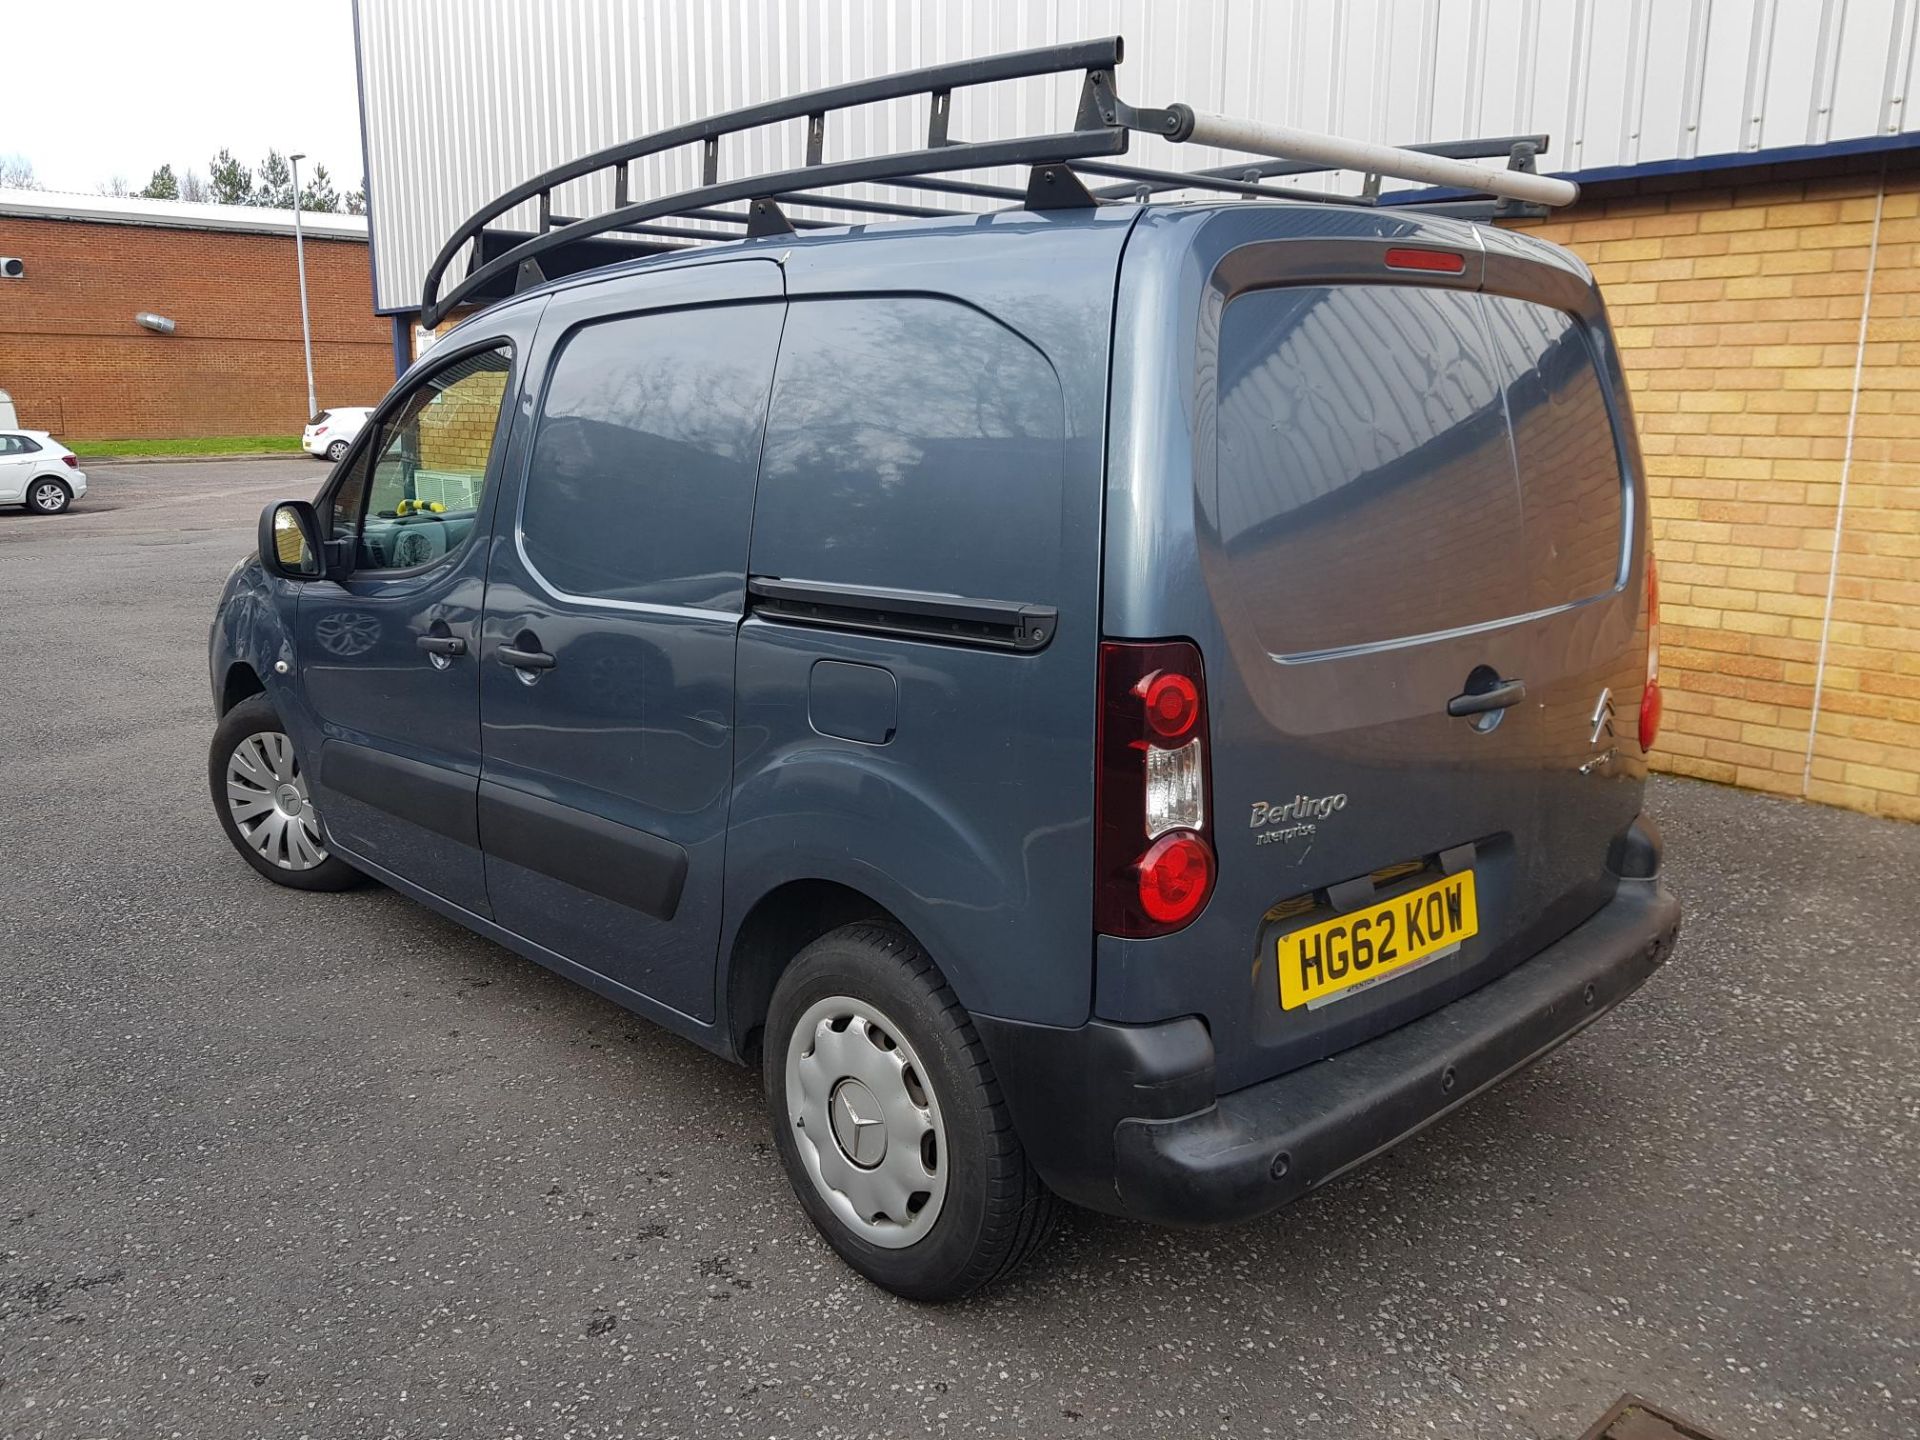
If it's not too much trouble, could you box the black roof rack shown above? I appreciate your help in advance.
[420,35,1574,327]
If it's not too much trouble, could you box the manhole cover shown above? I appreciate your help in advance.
[1578,1394,1737,1440]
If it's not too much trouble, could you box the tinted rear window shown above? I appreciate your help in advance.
[1214,284,1623,657]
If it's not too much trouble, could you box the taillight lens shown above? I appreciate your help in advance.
[1639,552,1662,753]
[1096,641,1216,937]
[62,454,79,469]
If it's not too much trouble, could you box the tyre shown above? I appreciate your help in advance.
[326,439,349,462]
[26,478,72,514]
[209,694,364,891]
[765,923,1057,1300]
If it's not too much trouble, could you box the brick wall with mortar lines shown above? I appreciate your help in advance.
[1505,158,1920,821]
[416,368,507,474]
[0,215,392,439]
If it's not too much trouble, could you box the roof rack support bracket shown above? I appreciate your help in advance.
[806,113,825,166]
[1077,69,1190,140]
[514,256,547,293]
[1024,164,1100,210]
[746,198,796,237]
[927,90,951,147]
[702,137,719,186]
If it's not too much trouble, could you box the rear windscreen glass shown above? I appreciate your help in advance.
[1481,295,1628,610]
[1213,284,1624,658]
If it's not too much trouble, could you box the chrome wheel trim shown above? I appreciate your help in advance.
[326,440,348,461]
[30,482,66,512]
[785,994,948,1250]
[225,730,328,871]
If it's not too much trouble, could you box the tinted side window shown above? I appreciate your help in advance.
[1481,296,1626,609]
[330,346,512,571]
[520,303,783,611]
[750,297,1066,602]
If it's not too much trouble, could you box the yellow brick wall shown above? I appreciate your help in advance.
[1505,158,1920,822]
[416,367,506,474]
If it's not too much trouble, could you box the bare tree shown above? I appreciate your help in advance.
[0,154,39,189]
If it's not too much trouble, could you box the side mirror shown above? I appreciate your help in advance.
[259,500,326,580]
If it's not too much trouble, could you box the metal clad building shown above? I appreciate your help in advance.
[354,0,1920,318]
[352,1,1920,822]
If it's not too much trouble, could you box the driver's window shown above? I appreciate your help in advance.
[334,345,512,571]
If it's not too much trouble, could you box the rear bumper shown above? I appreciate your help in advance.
[977,865,1680,1227]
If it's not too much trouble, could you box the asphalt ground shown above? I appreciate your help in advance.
[1,459,1914,1439]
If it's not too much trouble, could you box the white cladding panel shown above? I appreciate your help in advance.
[357,0,1920,313]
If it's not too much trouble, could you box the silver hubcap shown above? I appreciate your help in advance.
[32,483,64,511]
[786,996,947,1249]
[225,731,328,871]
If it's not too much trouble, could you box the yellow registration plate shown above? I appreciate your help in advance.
[1276,871,1479,1011]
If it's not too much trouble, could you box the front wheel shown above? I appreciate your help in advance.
[26,479,71,514]
[209,695,364,891]
[765,924,1057,1300]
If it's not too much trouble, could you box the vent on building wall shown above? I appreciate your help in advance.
[0,258,24,279]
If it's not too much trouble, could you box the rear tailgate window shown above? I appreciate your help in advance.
[1215,284,1625,658]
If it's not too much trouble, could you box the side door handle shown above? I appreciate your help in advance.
[497,642,557,671]
[1447,678,1526,717]
[416,634,467,657]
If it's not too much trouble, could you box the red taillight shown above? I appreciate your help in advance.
[1384,246,1467,274]
[1096,641,1216,938]
[62,454,79,469]
[1136,832,1215,925]
[313,426,328,436]
[1639,553,1662,753]
[1138,670,1199,740]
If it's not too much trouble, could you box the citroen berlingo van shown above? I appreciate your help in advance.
[207,40,1680,1300]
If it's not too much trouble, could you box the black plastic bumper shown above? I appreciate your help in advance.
[976,871,1681,1226]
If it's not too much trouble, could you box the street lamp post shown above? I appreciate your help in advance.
[289,152,318,421]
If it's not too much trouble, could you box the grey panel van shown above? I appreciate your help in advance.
[207,40,1679,1298]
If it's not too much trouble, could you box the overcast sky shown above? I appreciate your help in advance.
[5,0,364,194]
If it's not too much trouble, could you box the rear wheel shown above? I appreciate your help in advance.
[209,695,363,891]
[765,923,1057,1299]
[325,439,349,462]
[26,478,71,514]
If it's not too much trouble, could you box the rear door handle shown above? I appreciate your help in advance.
[416,634,466,657]
[497,643,556,671]
[1447,678,1526,717]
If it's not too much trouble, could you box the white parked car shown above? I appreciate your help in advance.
[302,407,373,462]
[0,431,87,515]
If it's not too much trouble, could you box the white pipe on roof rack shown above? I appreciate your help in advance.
[1175,111,1581,208]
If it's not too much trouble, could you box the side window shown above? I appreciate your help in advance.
[332,345,512,571]
[520,303,783,611]
[751,297,1066,601]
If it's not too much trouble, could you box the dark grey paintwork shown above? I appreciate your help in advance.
[209,197,1655,1155]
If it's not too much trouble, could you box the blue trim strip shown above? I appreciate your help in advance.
[1381,131,1920,206]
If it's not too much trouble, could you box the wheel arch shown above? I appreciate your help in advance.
[220,662,267,716]
[722,878,907,1064]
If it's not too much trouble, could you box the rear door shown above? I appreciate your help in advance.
[474,260,784,1023]
[1102,221,1650,1091]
